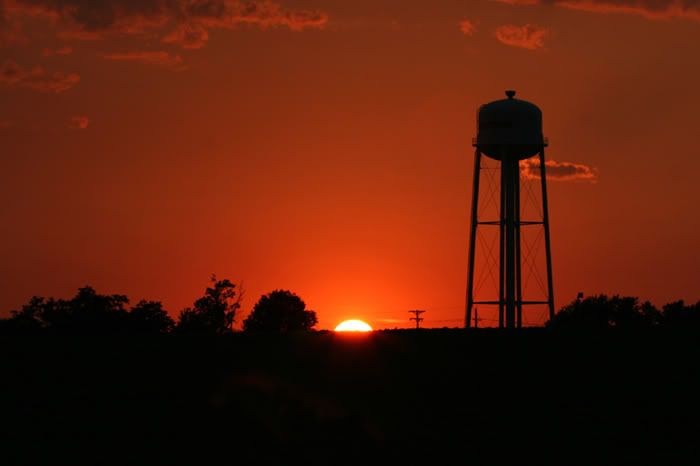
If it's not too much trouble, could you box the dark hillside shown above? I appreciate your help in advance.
[2,330,699,465]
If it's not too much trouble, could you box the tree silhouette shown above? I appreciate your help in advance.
[130,300,175,334]
[243,290,317,332]
[661,300,700,327]
[0,296,49,334]
[5,287,132,334]
[547,294,660,330]
[176,276,241,335]
[56,286,130,333]
[1,288,177,335]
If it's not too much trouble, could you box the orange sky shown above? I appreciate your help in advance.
[1,0,699,329]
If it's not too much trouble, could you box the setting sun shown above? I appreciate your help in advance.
[334,320,373,332]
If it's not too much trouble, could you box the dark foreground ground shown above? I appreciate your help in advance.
[2,329,699,465]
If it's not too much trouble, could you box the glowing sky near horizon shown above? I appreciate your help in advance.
[1,0,700,329]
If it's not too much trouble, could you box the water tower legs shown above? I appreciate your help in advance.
[515,160,523,329]
[465,149,554,328]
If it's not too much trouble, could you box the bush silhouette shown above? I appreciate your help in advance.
[243,290,317,332]
[176,276,241,335]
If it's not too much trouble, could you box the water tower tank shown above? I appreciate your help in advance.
[476,90,545,161]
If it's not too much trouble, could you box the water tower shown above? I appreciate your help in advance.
[465,90,554,328]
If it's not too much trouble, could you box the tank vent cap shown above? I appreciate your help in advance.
[505,90,516,100]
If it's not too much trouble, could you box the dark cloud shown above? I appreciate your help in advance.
[9,0,175,32]
[0,2,25,45]
[161,22,209,49]
[520,159,598,182]
[496,0,700,21]
[0,59,80,92]
[3,1,329,48]
[495,24,548,49]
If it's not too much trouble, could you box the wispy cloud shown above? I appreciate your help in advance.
[102,51,184,69]
[0,60,80,93]
[495,24,548,49]
[42,46,73,57]
[521,159,598,182]
[69,116,89,129]
[459,19,477,36]
[495,0,700,21]
[377,318,407,324]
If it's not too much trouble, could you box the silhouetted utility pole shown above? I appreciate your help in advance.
[409,310,425,329]
[473,307,480,328]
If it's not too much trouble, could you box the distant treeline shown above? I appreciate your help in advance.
[0,276,318,335]
[1,277,698,334]
[547,294,700,329]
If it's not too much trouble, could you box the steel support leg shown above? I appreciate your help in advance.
[465,150,482,328]
[539,150,555,321]
[499,155,506,328]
